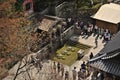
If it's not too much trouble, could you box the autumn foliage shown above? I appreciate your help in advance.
[0,0,34,76]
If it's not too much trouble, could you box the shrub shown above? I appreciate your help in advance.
[14,0,24,12]
[92,3,101,9]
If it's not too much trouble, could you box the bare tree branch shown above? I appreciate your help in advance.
[13,61,22,80]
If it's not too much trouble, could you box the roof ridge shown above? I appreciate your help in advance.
[89,53,106,62]
[102,51,120,60]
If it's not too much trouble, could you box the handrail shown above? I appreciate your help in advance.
[61,25,74,35]
[36,44,50,54]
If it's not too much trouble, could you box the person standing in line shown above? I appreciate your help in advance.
[78,68,82,80]
[81,61,86,79]
[53,62,56,74]
[89,52,94,59]
[98,28,101,36]
[84,25,88,35]
[105,33,109,44]
[57,62,61,74]
[95,39,98,48]
[80,21,84,30]
[103,30,106,42]
[65,71,69,80]
[90,24,93,34]
[97,71,104,80]
[72,67,77,80]
[87,27,91,36]
[81,62,86,71]
[61,64,64,77]
[94,25,98,34]
[101,28,104,38]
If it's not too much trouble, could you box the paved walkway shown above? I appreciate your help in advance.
[3,34,105,80]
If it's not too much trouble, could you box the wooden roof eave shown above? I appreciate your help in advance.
[89,53,106,62]
[102,51,120,60]
[90,15,119,25]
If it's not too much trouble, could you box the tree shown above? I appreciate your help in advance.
[13,56,32,80]
[14,0,24,12]
[0,0,35,75]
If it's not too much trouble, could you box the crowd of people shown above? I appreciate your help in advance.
[26,51,114,80]
[51,61,93,80]
[74,20,111,43]
[29,46,108,80]
[65,17,112,50]
[30,16,112,53]
[29,17,113,80]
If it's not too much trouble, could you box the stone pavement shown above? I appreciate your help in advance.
[66,34,105,80]
[3,34,105,80]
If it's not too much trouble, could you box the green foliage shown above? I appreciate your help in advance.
[80,6,89,9]
[0,0,9,2]
[14,0,24,12]
[102,0,108,4]
[92,0,101,5]
[77,0,92,8]
[76,0,102,10]
[92,3,101,9]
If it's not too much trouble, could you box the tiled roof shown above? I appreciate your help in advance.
[38,15,62,32]
[92,3,120,24]
[99,31,120,55]
[89,31,120,77]
[102,51,120,59]
[38,18,57,32]
[89,59,120,77]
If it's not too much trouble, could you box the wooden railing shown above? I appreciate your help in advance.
[61,25,74,40]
